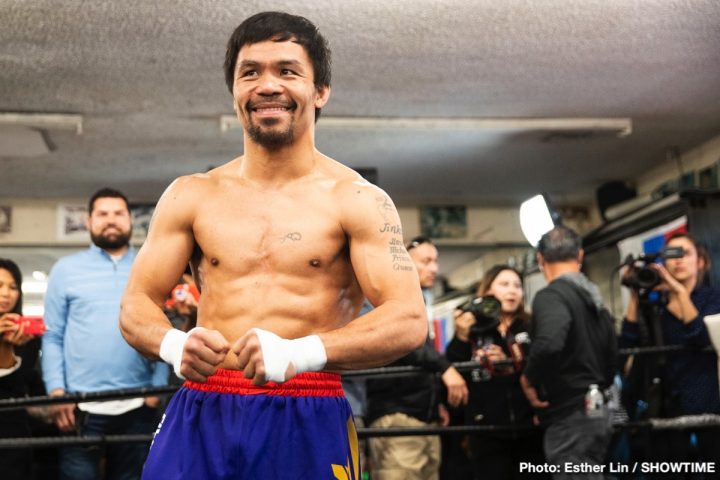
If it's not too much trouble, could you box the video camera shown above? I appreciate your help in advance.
[621,246,684,291]
[457,295,501,340]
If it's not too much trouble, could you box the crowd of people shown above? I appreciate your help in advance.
[1,9,720,480]
[3,208,720,480]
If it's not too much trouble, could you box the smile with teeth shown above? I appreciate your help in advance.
[254,107,289,113]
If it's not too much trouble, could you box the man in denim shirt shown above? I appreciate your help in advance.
[42,188,169,480]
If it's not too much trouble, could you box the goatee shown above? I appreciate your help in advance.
[247,120,294,150]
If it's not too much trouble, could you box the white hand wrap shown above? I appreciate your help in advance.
[159,328,190,379]
[252,328,327,383]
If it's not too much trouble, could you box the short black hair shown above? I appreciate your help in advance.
[88,188,130,215]
[537,226,582,263]
[223,11,332,121]
[406,236,433,251]
[0,258,23,314]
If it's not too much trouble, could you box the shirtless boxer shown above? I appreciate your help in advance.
[119,11,426,479]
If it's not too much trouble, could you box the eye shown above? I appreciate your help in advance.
[239,70,257,78]
[281,68,297,76]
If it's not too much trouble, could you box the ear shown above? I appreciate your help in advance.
[578,248,585,265]
[536,252,544,270]
[314,85,331,109]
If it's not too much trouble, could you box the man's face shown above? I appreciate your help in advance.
[87,197,132,251]
[409,243,439,289]
[232,39,330,150]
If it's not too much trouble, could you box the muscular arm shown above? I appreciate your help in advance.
[119,177,201,358]
[321,183,427,370]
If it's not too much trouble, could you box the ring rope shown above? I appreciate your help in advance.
[0,344,715,411]
[2,415,720,449]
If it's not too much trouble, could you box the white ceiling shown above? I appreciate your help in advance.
[2,0,720,206]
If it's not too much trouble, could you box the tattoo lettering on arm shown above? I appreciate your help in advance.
[280,232,302,243]
[379,223,402,234]
[389,238,414,272]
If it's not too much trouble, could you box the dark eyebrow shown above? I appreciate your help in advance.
[277,60,303,68]
[238,60,261,70]
[237,59,304,70]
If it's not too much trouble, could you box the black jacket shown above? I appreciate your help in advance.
[446,317,536,434]
[523,277,617,424]
[366,337,451,424]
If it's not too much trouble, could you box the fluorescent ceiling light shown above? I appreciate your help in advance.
[220,115,632,136]
[0,113,83,134]
[519,194,559,247]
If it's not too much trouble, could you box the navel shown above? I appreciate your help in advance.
[309,259,321,268]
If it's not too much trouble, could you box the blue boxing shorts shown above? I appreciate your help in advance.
[142,369,359,480]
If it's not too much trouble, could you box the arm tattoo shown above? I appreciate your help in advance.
[376,195,394,222]
[389,238,413,271]
[379,223,402,234]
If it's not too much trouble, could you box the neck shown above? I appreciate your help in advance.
[103,245,129,257]
[241,134,318,185]
[543,261,581,283]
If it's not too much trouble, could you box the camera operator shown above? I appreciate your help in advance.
[446,265,546,479]
[621,232,720,470]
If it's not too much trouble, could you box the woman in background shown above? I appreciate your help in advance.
[621,232,720,470]
[0,258,43,480]
[446,264,546,479]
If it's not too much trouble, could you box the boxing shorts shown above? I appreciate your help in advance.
[142,369,359,479]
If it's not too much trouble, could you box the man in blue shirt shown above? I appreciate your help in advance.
[42,188,169,480]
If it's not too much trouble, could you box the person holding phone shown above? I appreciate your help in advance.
[0,258,44,480]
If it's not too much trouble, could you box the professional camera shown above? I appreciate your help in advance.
[621,246,684,291]
[457,295,501,339]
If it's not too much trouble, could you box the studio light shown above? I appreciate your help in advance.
[519,194,561,246]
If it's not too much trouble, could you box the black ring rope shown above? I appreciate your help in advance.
[2,415,720,449]
[0,344,714,411]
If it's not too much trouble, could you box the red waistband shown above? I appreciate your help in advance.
[183,369,345,397]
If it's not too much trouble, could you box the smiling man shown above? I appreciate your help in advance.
[119,11,427,479]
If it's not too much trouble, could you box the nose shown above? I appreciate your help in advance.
[255,74,283,95]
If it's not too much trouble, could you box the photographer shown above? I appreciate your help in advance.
[446,265,545,479]
[621,232,720,469]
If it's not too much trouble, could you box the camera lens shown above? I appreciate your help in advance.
[636,267,660,290]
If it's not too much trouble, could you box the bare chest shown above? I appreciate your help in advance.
[192,189,347,276]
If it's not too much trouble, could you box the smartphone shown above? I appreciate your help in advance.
[13,316,47,336]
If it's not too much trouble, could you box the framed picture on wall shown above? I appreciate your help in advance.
[130,204,155,244]
[420,205,467,239]
[0,205,11,233]
[57,204,88,241]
